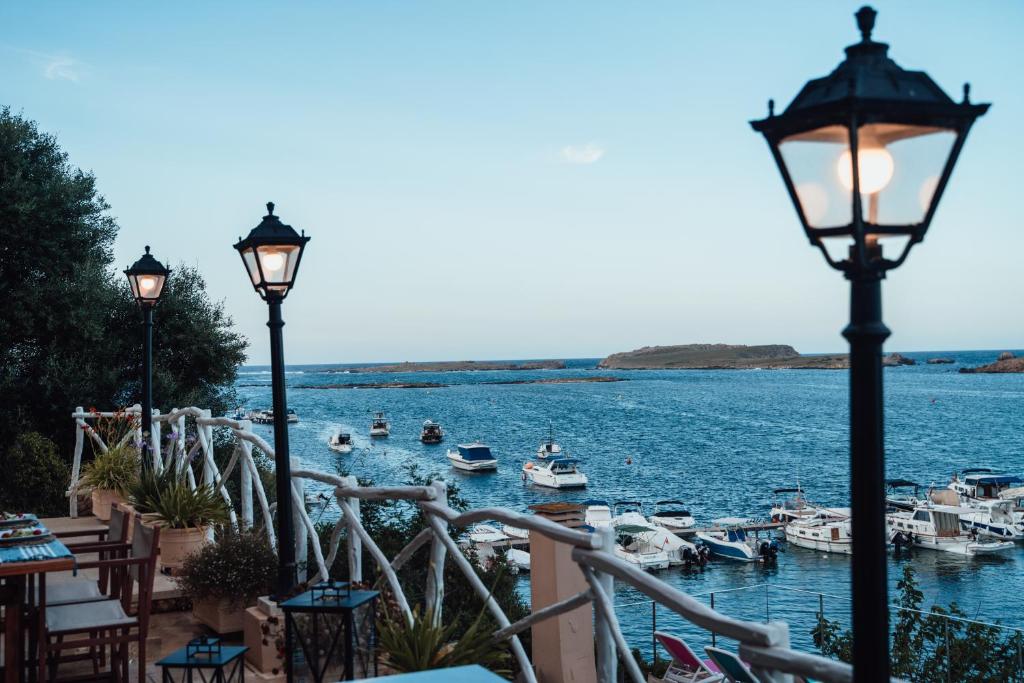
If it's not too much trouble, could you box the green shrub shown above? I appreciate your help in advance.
[80,444,139,494]
[1,432,69,516]
[177,528,277,607]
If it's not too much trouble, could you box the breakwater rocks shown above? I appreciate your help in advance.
[328,359,566,373]
[598,344,849,369]
[883,353,916,367]
[960,351,1024,374]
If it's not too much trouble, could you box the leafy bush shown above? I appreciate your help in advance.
[177,529,277,607]
[1,432,69,516]
[80,444,139,494]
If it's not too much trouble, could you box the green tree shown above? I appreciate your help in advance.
[0,432,69,515]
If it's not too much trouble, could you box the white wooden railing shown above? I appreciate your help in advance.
[68,406,862,683]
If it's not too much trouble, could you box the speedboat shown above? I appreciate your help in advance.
[247,410,274,425]
[613,502,707,568]
[420,420,443,444]
[286,409,299,424]
[328,432,353,454]
[648,500,696,532]
[957,499,1024,542]
[886,479,925,512]
[584,500,613,528]
[537,428,563,459]
[613,525,671,571]
[785,511,853,555]
[446,443,498,472]
[506,548,531,573]
[696,518,782,563]
[887,504,1015,556]
[370,412,390,438]
[522,458,587,489]
[948,469,1023,503]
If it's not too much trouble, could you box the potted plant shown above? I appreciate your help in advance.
[80,445,139,521]
[177,529,277,633]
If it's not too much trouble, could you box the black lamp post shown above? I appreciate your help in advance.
[751,7,987,681]
[234,202,310,596]
[124,246,170,472]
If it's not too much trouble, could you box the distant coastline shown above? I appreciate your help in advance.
[326,359,566,374]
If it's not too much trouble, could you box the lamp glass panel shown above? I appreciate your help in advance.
[240,247,261,286]
[255,244,301,294]
[128,275,142,300]
[854,123,956,226]
[779,125,853,229]
[139,274,167,300]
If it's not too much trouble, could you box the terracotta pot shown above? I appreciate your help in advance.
[90,490,125,521]
[193,597,247,634]
[159,526,208,572]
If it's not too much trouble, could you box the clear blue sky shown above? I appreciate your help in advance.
[3,2,1022,364]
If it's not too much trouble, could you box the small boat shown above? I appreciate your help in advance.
[584,500,613,528]
[648,500,696,532]
[370,412,390,438]
[286,409,299,424]
[785,511,853,555]
[956,499,1024,542]
[696,518,782,563]
[887,504,1015,556]
[446,443,498,472]
[948,469,1023,503]
[536,427,563,459]
[613,525,671,571]
[465,525,523,574]
[522,458,588,489]
[247,410,274,425]
[770,487,817,524]
[506,548,531,573]
[502,524,529,541]
[420,420,443,444]
[613,502,707,568]
[467,524,508,545]
[328,433,353,454]
[886,479,925,512]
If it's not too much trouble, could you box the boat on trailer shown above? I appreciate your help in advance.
[648,500,696,533]
[446,443,498,472]
[328,432,353,454]
[887,504,1015,556]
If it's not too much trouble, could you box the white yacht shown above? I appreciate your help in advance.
[948,469,1023,503]
[536,428,563,460]
[958,499,1024,542]
[784,511,853,555]
[446,443,498,472]
[696,518,782,563]
[648,500,696,533]
[613,524,671,571]
[522,458,587,489]
[887,504,1015,556]
[328,432,353,454]
[369,412,390,438]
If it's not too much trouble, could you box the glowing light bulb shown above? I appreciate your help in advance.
[837,147,894,194]
[138,276,157,294]
[260,251,286,276]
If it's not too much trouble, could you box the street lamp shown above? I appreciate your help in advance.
[750,7,987,681]
[124,246,170,472]
[234,202,310,596]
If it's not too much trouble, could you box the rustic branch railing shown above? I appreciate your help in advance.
[69,407,865,683]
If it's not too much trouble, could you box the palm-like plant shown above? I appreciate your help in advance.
[128,465,229,529]
[80,445,139,494]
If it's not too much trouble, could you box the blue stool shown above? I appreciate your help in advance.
[156,637,248,683]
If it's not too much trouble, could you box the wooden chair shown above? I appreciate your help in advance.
[39,521,160,683]
[49,505,132,605]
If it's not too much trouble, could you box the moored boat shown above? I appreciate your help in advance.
[785,511,853,555]
[887,504,1015,556]
[886,479,925,512]
[948,469,1023,503]
[536,427,562,459]
[420,420,443,444]
[370,411,390,438]
[328,432,353,454]
[696,518,782,563]
[648,500,696,533]
[522,458,588,489]
[446,443,498,472]
[613,502,707,568]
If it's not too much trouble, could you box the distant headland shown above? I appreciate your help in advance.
[598,344,851,370]
[327,359,566,374]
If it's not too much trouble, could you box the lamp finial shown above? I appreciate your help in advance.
[145,245,151,254]
[962,82,971,103]
[266,202,275,216]
[856,6,877,42]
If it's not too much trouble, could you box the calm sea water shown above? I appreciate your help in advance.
[236,350,1024,655]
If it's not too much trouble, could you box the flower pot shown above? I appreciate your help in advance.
[159,526,208,572]
[193,597,247,634]
[90,489,125,521]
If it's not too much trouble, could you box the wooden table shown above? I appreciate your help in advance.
[1,549,74,683]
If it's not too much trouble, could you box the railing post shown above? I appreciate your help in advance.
[425,480,447,627]
[292,457,307,585]
[240,442,253,527]
[343,475,362,583]
[150,408,162,472]
[69,407,84,518]
[710,592,717,648]
[651,601,657,668]
[595,525,617,683]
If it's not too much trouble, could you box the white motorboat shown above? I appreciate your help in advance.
[536,427,562,459]
[613,525,671,571]
[420,420,443,444]
[584,500,613,528]
[446,443,498,472]
[328,432,353,454]
[286,409,299,424]
[613,502,707,568]
[468,524,508,545]
[785,511,853,555]
[770,487,817,523]
[957,499,1024,542]
[502,524,529,541]
[696,518,782,563]
[887,504,1015,556]
[247,410,273,424]
[648,500,696,533]
[948,469,1023,503]
[370,411,390,438]
[522,458,587,489]
[886,479,925,512]
[507,548,531,573]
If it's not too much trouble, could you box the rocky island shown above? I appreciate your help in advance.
[598,344,849,370]
[959,351,1024,374]
[329,359,566,373]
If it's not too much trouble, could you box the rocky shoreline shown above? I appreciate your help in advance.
[960,351,1024,374]
[327,359,566,373]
